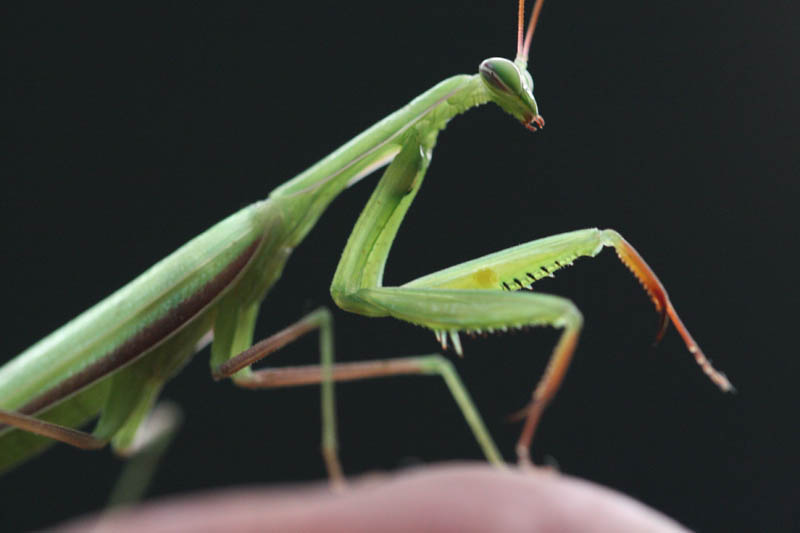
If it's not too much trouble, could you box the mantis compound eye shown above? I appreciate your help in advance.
[479,58,526,95]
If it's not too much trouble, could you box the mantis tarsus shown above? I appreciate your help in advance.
[1,0,732,490]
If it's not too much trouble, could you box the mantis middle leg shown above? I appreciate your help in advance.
[210,305,504,484]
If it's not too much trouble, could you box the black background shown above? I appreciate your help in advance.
[3,1,798,531]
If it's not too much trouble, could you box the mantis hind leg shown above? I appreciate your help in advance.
[0,408,108,450]
[0,400,182,506]
[0,314,209,501]
[0,315,202,454]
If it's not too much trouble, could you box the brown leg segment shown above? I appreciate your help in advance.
[514,317,583,467]
[0,409,106,450]
[212,313,321,381]
[225,358,427,388]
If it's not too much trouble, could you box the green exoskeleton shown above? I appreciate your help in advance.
[0,0,732,486]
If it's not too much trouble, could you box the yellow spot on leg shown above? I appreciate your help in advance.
[472,268,499,288]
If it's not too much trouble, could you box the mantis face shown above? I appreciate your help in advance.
[479,57,544,132]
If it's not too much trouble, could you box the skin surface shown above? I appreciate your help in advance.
[56,464,689,533]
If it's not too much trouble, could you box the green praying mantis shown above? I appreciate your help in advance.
[0,0,733,487]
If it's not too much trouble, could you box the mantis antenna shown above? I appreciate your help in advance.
[517,0,546,66]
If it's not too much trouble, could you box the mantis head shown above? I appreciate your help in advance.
[479,0,546,132]
[479,57,543,132]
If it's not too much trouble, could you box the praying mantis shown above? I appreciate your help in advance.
[2,0,733,518]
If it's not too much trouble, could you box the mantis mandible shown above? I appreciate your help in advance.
[0,0,733,484]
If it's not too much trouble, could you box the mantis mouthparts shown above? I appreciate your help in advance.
[525,115,546,132]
